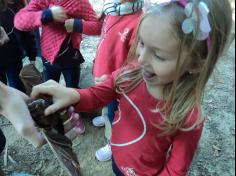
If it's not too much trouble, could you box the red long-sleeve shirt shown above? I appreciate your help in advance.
[75,71,204,176]
[14,0,102,63]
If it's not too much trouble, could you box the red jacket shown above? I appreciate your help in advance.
[93,12,141,78]
[14,0,102,63]
[75,71,203,176]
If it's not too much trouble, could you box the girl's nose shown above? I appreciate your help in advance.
[138,47,149,65]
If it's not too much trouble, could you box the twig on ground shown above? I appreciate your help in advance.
[3,143,8,166]
[8,155,17,165]
[0,123,11,127]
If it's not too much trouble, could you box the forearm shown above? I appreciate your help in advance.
[14,0,47,31]
[75,77,117,112]
[74,0,102,35]
[71,19,102,35]
[81,20,102,35]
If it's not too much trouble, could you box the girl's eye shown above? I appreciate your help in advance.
[154,52,166,61]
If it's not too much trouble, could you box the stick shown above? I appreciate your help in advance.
[3,143,8,166]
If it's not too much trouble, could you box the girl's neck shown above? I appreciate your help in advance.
[146,83,164,100]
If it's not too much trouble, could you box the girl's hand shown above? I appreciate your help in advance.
[64,19,74,33]
[50,6,67,23]
[31,80,80,116]
[0,26,9,46]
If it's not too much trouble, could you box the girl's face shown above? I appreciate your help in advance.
[137,13,189,89]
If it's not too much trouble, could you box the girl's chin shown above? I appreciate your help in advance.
[143,76,169,87]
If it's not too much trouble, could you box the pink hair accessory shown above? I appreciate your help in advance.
[144,0,212,48]
[182,1,211,41]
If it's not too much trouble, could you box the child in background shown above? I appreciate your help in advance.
[14,0,102,88]
[92,0,143,162]
[14,0,102,135]
[0,0,37,92]
[30,0,232,175]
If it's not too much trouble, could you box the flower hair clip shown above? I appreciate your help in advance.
[144,0,212,47]
[182,1,211,41]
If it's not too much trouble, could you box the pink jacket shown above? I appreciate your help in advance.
[14,0,102,63]
[93,12,142,78]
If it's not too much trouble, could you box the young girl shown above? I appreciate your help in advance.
[92,0,143,162]
[30,0,232,175]
[0,0,37,92]
[14,0,102,88]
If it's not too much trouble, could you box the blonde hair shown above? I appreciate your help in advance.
[115,0,233,135]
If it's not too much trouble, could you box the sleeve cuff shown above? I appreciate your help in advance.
[41,9,53,25]
[73,19,83,33]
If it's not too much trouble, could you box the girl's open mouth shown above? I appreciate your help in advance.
[142,69,156,80]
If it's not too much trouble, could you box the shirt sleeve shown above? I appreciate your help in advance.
[74,72,118,112]
[14,0,48,31]
[77,0,102,35]
[159,110,204,176]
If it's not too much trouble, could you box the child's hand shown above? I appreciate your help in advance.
[64,107,85,140]
[0,26,9,46]
[50,6,67,23]
[31,80,80,116]
[64,19,74,33]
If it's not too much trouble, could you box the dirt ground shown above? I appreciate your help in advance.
[0,0,235,175]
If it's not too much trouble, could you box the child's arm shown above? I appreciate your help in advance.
[14,0,50,31]
[75,74,117,112]
[0,82,45,148]
[64,0,102,35]
[31,73,117,115]
[159,125,203,176]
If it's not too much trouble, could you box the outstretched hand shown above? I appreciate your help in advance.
[0,82,45,147]
[31,80,80,116]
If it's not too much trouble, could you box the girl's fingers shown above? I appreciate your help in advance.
[44,100,67,116]
[68,106,75,114]
[31,80,57,99]
[64,113,79,132]
[31,86,53,99]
